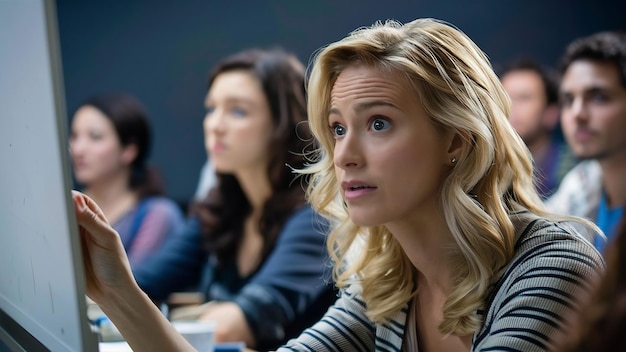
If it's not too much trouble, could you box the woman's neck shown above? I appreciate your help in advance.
[386,213,456,293]
[235,169,272,214]
[233,169,272,277]
[84,175,137,224]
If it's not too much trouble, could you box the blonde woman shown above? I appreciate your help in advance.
[72,18,604,351]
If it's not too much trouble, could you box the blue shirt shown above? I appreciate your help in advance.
[594,192,624,253]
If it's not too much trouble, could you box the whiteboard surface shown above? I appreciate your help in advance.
[0,1,98,351]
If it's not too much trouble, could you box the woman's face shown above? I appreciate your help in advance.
[329,65,453,227]
[203,70,274,176]
[69,106,131,185]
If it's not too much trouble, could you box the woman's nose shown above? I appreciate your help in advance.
[69,136,83,156]
[204,109,225,134]
[333,131,364,169]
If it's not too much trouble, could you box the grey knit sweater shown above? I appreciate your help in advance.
[277,211,604,352]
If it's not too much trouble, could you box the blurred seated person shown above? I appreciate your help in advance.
[500,59,577,198]
[69,92,185,268]
[130,48,336,350]
[545,31,626,253]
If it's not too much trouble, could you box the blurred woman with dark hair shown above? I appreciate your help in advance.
[69,92,185,267]
[116,48,335,349]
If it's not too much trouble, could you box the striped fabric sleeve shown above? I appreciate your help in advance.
[276,284,376,352]
[472,219,605,352]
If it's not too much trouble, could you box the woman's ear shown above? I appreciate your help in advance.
[446,131,469,165]
[121,143,138,165]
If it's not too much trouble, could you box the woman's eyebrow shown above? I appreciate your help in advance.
[205,96,256,107]
[328,100,396,116]
[353,100,396,113]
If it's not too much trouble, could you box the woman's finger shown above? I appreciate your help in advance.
[72,190,109,223]
[72,191,117,244]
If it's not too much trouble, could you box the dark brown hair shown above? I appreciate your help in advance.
[192,48,312,266]
[500,58,559,105]
[77,92,164,198]
[559,31,626,89]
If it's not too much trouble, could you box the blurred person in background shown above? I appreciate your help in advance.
[69,92,185,268]
[127,48,336,350]
[546,30,626,254]
[500,59,577,198]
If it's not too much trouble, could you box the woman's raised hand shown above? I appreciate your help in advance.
[72,191,136,305]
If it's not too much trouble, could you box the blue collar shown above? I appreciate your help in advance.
[594,192,624,253]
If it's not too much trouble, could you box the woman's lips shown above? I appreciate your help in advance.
[341,180,377,200]
[211,142,227,153]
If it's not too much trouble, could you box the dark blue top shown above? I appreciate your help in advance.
[132,205,337,349]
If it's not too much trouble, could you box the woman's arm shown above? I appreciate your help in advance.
[73,191,195,351]
[198,205,337,349]
[131,216,206,300]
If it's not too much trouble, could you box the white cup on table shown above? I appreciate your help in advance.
[172,321,216,352]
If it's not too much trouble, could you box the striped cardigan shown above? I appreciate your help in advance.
[277,212,605,351]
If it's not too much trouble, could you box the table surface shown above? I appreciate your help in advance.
[99,341,251,352]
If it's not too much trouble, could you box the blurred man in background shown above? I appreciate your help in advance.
[501,59,577,198]
[546,31,626,254]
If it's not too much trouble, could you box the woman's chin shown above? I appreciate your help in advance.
[72,173,92,185]
[213,165,234,174]
[348,211,383,228]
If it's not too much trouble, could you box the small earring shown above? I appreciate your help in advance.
[451,157,457,164]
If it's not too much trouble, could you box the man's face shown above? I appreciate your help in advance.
[560,60,626,161]
[502,69,551,145]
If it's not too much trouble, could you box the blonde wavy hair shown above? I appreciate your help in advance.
[300,18,558,336]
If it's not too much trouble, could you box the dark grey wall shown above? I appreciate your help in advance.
[56,0,625,203]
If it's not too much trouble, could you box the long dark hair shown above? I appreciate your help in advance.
[77,92,164,198]
[193,48,312,266]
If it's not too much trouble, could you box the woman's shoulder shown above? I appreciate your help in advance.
[475,212,605,350]
[275,204,329,243]
[502,212,605,283]
[135,197,187,232]
[139,196,184,216]
[514,214,598,253]
[285,204,327,227]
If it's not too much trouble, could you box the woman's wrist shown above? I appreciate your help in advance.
[97,279,145,317]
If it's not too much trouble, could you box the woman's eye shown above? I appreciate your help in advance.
[331,124,346,137]
[370,118,391,131]
[232,107,247,117]
[205,106,215,115]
